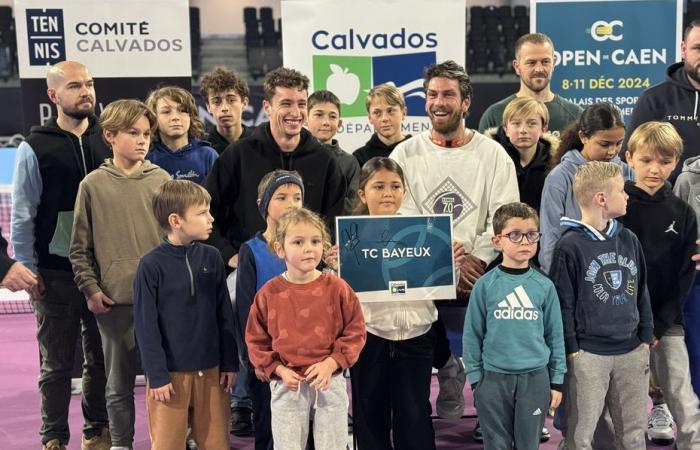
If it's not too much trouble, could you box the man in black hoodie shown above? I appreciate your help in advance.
[205,67,345,269]
[11,61,111,450]
[626,20,700,182]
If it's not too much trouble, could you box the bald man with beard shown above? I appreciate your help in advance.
[11,61,112,450]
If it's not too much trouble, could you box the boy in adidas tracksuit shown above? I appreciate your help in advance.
[463,202,565,450]
[550,161,653,450]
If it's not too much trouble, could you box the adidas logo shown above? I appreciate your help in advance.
[494,285,540,320]
[533,408,542,416]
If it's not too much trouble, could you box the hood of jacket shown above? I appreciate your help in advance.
[248,122,323,170]
[624,180,672,203]
[682,155,700,175]
[484,126,559,170]
[98,159,164,180]
[560,216,623,241]
[151,138,213,158]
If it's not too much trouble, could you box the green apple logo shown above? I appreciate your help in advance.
[326,64,360,105]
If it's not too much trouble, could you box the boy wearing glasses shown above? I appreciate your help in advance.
[462,202,565,450]
[549,161,653,449]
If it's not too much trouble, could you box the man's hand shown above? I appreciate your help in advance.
[1,262,39,293]
[452,242,466,269]
[274,365,303,391]
[87,291,115,314]
[693,239,700,270]
[255,367,270,382]
[27,274,46,301]
[228,253,239,269]
[304,357,339,391]
[150,383,175,402]
[220,371,237,392]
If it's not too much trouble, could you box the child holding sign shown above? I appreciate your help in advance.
[246,208,366,450]
[325,157,465,450]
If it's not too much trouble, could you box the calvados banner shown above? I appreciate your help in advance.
[532,0,681,123]
[14,0,192,131]
[281,0,465,151]
[336,214,456,302]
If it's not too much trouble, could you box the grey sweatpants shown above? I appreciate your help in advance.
[474,367,550,450]
[651,333,700,448]
[566,345,649,450]
[270,373,348,450]
[95,305,140,448]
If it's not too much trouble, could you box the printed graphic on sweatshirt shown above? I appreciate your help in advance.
[422,176,476,224]
[584,251,637,305]
[494,285,540,320]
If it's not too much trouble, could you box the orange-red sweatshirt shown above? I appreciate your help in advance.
[245,273,366,378]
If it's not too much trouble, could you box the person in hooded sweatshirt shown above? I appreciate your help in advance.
[70,99,170,450]
[625,20,700,183]
[539,102,634,272]
[353,83,412,168]
[145,86,218,185]
[483,96,558,214]
[549,161,653,450]
[204,67,346,273]
[620,122,700,448]
[12,60,112,450]
[306,89,360,215]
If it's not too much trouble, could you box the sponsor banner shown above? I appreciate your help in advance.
[282,0,465,150]
[532,0,681,123]
[15,0,191,79]
[336,214,455,302]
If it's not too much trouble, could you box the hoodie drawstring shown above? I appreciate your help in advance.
[694,91,698,120]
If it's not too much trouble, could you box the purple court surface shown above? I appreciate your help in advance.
[1,313,670,449]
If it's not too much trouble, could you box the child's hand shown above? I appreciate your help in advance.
[550,389,562,410]
[323,245,339,272]
[150,383,175,403]
[304,357,339,391]
[693,240,700,270]
[87,291,115,314]
[228,253,239,269]
[452,241,466,269]
[274,365,303,391]
[255,367,270,382]
[651,337,660,348]
[220,371,237,392]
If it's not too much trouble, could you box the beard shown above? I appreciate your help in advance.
[62,101,95,120]
[684,59,700,86]
[430,109,464,135]
[521,74,550,93]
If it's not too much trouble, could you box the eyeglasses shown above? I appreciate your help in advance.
[498,231,542,244]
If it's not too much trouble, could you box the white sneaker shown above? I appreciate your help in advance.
[436,354,466,419]
[647,403,675,445]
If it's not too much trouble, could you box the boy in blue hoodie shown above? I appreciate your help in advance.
[463,202,565,450]
[146,86,218,185]
[621,122,700,447]
[550,161,653,450]
[133,179,238,449]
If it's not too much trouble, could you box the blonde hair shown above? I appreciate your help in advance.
[271,208,331,253]
[100,99,156,135]
[502,97,549,127]
[146,85,206,140]
[627,121,683,160]
[365,83,406,112]
[573,161,622,207]
[152,179,211,231]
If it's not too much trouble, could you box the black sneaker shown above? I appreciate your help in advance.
[472,421,483,442]
[230,406,253,437]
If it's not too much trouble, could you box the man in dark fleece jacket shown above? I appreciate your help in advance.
[625,20,700,182]
[205,67,346,269]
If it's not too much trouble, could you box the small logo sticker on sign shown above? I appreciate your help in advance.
[389,281,407,295]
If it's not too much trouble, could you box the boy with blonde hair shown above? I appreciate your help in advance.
[621,122,700,447]
[484,96,558,212]
[146,86,218,185]
[70,99,171,450]
[134,179,238,449]
[549,161,653,450]
[353,83,411,167]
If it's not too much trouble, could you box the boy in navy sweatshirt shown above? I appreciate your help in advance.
[463,202,565,450]
[134,180,238,450]
[550,161,653,450]
[621,121,700,447]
